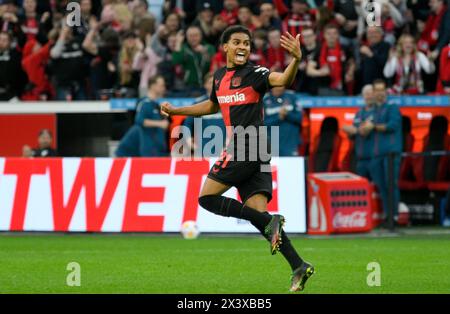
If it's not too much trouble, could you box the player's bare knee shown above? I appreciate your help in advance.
[244,194,268,212]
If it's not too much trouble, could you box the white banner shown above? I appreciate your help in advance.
[0,157,306,233]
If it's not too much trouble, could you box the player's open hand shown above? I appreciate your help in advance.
[160,102,175,117]
[280,32,301,61]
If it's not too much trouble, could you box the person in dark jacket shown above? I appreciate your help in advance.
[0,31,27,100]
[365,79,402,220]
[116,75,169,157]
[359,26,390,87]
[264,87,303,156]
[49,25,87,100]
[22,129,58,157]
[342,84,375,179]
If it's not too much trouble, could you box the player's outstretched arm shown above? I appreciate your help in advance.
[268,32,302,88]
[160,100,219,118]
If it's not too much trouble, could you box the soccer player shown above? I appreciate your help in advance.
[161,25,314,292]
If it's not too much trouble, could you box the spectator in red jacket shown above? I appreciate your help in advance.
[267,28,286,72]
[436,43,450,95]
[418,0,448,57]
[307,24,355,95]
[19,0,40,41]
[21,37,55,100]
[220,0,239,26]
[209,46,226,73]
[279,0,316,38]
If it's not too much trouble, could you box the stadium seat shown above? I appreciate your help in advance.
[401,116,450,191]
[309,117,342,172]
[399,116,420,189]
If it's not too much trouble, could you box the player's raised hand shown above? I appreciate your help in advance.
[280,32,302,61]
[160,102,175,117]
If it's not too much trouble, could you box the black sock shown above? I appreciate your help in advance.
[257,212,303,271]
[240,205,272,230]
[199,195,303,270]
[198,195,271,229]
[279,230,304,271]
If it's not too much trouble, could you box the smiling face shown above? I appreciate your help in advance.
[400,35,415,55]
[223,32,251,67]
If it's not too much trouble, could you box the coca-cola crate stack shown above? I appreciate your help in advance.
[308,172,373,235]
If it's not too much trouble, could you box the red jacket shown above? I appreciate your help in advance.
[249,48,268,68]
[220,8,238,26]
[21,39,54,100]
[282,12,316,37]
[267,46,286,72]
[436,45,450,94]
[210,50,227,73]
[418,5,447,51]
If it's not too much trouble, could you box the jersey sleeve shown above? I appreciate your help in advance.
[209,77,218,104]
[253,66,271,94]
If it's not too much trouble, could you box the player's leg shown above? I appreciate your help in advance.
[199,177,231,197]
[244,194,303,269]
[244,194,284,253]
[199,159,278,227]
[243,193,314,292]
[198,177,275,229]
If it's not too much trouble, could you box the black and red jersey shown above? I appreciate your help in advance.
[210,62,272,161]
[210,62,271,135]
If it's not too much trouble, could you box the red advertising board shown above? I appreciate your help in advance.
[0,114,57,157]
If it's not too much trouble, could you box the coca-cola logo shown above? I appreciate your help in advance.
[333,212,367,228]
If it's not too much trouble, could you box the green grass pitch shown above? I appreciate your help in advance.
[1,232,450,293]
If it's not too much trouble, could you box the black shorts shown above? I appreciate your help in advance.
[207,152,273,203]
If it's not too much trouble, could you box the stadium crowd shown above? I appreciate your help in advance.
[0,0,450,102]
